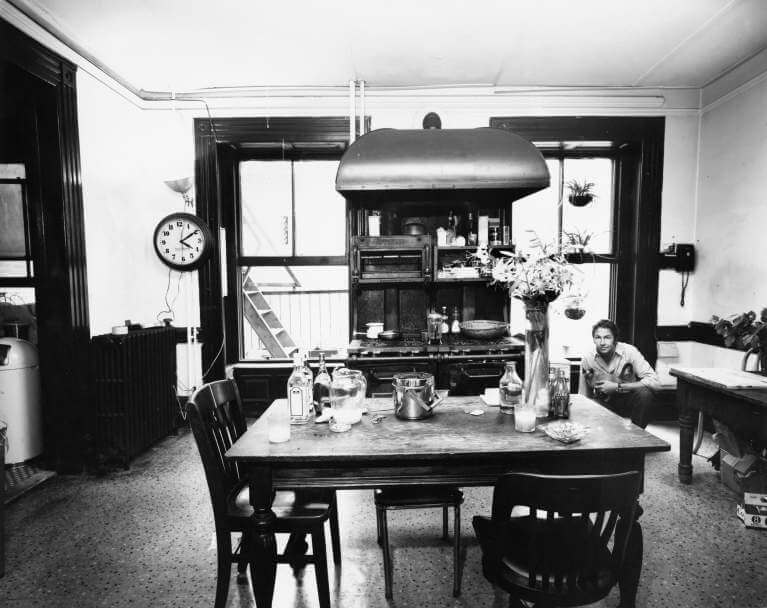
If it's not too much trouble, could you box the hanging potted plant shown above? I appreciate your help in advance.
[566,179,596,207]
[561,228,595,258]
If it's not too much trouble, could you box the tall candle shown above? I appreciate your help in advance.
[514,408,536,433]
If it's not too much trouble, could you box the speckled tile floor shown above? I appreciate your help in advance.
[1,422,766,608]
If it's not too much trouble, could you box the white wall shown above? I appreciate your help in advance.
[692,76,767,322]
[657,115,700,325]
[75,75,703,337]
[77,71,198,335]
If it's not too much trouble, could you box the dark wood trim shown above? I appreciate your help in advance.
[656,322,728,348]
[655,325,692,341]
[194,118,226,379]
[237,256,348,266]
[1,19,91,472]
[491,117,665,366]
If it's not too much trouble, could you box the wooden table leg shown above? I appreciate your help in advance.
[617,502,643,608]
[248,466,277,608]
[678,385,694,484]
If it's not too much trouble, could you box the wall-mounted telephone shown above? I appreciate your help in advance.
[659,243,695,272]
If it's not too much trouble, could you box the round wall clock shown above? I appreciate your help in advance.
[153,212,213,271]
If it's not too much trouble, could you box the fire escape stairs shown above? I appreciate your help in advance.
[241,275,298,358]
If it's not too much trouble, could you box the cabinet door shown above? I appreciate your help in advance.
[232,367,292,417]
[351,361,437,398]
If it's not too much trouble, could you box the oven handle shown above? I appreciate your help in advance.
[370,371,396,383]
[460,368,503,380]
[371,392,393,398]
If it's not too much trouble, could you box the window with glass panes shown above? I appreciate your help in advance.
[238,158,348,360]
[509,147,617,359]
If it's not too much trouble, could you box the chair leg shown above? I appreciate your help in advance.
[311,527,331,608]
[237,532,249,584]
[375,502,383,546]
[380,508,393,599]
[330,492,342,564]
[442,505,449,540]
[453,503,462,597]
[214,534,232,608]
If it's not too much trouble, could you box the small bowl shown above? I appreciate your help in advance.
[461,320,508,339]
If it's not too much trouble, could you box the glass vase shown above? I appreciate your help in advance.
[522,299,550,417]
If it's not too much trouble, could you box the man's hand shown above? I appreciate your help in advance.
[594,380,620,396]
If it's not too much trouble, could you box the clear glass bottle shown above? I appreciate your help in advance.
[450,306,461,334]
[440,306,450,335]
[301,351,314,384]
[287,352,312,424]
[446,210,456,245]
[552,368,570,419]
[499,361,523,415]
[312,353,332,416]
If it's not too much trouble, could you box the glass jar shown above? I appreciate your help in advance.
[329,368,366,432]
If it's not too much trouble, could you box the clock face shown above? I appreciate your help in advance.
[153,212,213,271]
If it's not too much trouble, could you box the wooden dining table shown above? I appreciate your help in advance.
[225,394,669,608]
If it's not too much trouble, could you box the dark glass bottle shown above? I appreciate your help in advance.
[551,369,570,419]
[312,353,331,416]
[467,212,477,246]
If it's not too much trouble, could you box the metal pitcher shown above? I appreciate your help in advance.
[392,372,444,420]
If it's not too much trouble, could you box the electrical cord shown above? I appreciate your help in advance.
[155,268,183,324]
[680,271,690,307]
[202,339,225,379]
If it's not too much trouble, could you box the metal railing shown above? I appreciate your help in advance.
[242,289,348,359]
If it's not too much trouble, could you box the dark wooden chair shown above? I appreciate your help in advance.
[187,379,340,608]
[374,486,463,598]
[473,471,641,608]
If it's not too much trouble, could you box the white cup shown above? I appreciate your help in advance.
[514,405,537,433]
[366,322,383,339]
[267,408,290,443]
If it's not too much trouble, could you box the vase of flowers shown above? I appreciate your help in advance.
[477,238,574,416]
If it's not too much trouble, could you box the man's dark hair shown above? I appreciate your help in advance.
[592,319,619,340]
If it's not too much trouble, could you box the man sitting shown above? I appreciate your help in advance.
[579,319,660,428]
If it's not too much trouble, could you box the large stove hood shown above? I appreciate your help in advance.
[336,127,549,201]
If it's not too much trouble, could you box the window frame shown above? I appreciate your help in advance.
[491,116,665,365]
[0,173,35,285]
[196,117,366,369]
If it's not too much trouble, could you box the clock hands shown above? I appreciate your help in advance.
[180,229,199,248]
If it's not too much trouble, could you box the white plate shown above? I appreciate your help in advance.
[480,394,499,406]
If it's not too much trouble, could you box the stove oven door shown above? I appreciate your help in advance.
[349,360,437,398]
[442,358,522,396]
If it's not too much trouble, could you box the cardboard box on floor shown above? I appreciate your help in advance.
[737,493,767,529]
[720,448,767,495]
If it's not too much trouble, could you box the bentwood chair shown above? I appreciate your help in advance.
[187,379,340,608]
[473,471,641,608]
[374,486,464,598]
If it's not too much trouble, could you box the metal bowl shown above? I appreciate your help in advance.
[378,330,402,341]
[461,320,508,339]
[402,221,426,235]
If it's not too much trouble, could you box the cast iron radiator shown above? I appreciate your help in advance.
[90,327,178,466]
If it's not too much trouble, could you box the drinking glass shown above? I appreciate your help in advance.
[514,403,537,433]
[267,406,291,443]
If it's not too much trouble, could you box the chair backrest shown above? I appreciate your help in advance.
[186,379,248,521]
[490,471,641,601]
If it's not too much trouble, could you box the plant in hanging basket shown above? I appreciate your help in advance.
[562,228,596,255]
[566,179,596,207]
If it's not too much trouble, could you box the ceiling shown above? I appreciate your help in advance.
[7,0,767,95]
